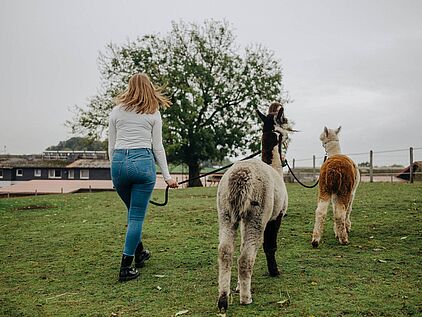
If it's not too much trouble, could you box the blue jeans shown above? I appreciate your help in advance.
[111,148,156,256]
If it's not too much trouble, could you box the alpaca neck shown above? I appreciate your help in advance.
[325,141,341,156]
[270,146,284,175]
[261,132,284,176]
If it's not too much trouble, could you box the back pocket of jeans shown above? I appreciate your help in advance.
[131,158,153,178]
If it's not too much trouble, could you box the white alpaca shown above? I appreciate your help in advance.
[217,107,289,311]
[311,126,360,247]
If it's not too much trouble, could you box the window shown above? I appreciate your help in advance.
[80,169,89,179]
[68,170,74,179]
[34,169,41,177]
[16,169,23,177]
[0,169,3,178]
[48,169,62,179]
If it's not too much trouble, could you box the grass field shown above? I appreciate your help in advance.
[0,183,421,317]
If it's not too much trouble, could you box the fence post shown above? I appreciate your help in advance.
[291,158,295,183]
[409,147,414,184]
[369,150,373,183]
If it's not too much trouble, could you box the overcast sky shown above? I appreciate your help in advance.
[0,0,421,166]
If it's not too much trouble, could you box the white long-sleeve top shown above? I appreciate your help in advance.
[108,105,171,181]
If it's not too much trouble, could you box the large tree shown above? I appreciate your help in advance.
[69,20,285,186]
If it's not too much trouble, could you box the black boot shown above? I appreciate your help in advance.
[119,254,139,282]
[134,242,151,268]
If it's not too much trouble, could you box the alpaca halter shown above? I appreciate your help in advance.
[323,139,339,147]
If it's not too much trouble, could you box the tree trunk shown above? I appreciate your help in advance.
[188,161,203,187]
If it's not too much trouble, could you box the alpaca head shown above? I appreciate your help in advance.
[257,106,292,165]
[320,126,341,153]
[257,106,288,132]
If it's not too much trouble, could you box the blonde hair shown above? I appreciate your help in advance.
[115,73,172,114]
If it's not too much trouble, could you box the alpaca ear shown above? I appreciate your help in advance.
[256,109,267,122]
[276,106,286,123]
[324,126,329,137]
[335,126,342,134]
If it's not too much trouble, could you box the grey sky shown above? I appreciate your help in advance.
[0,0,421,166]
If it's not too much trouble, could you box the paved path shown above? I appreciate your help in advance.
[0,174,218,196]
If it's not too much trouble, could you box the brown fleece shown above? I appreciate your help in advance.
[319,154,356,207]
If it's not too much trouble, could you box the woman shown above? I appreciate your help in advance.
[108,73,178,282]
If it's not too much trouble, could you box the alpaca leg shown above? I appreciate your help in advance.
[311,200,330,247]
[347,171,360,233]
[238,222,262,305]
[235,223,245,293]
[263,212,283,276]
[217,221,237,312]
[333,202,348,245]
[346,192,355,233]
[332,196,338,238]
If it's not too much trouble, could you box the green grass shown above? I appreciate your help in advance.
[0,183,421,317]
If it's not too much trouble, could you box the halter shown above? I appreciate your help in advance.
[322,139,338,155]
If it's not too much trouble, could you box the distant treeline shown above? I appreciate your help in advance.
[46,137,107,151]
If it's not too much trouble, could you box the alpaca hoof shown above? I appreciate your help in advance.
[268,267,280,277]
[311,240,319,248]
[338,237,349,245]
[218,295,228,312]
[240,297,252,305]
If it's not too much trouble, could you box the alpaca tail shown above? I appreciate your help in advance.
[227,166,252,223]
[326,168,343,194]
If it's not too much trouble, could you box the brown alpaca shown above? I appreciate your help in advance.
[311,126,360,247]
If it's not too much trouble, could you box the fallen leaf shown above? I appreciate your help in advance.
[175,310,189,316]
[277,298,290,307]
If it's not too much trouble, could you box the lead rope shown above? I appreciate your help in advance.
[149,150,262,206]
[284,155,327,189]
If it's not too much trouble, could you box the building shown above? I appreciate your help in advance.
[0,155,110,188]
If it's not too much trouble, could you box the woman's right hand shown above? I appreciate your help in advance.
[166,178,179,188]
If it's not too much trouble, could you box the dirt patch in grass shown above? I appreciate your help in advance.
[12,204,56,211]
